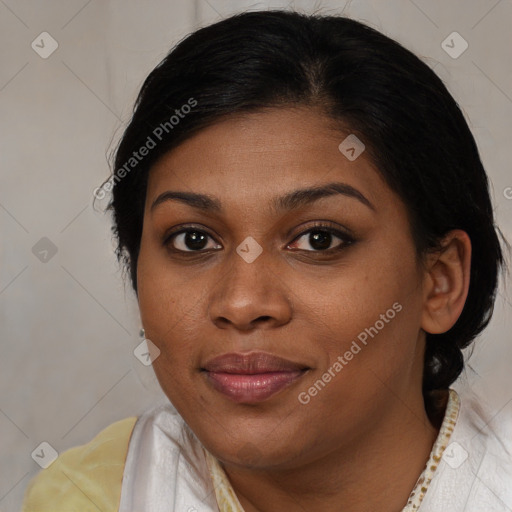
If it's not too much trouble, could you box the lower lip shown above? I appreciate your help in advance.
[203,370,306,403]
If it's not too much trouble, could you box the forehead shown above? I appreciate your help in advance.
[145,107,390,213]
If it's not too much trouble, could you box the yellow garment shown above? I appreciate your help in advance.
[21,416,137,512]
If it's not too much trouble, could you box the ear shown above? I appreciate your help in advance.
[421,229,472,334]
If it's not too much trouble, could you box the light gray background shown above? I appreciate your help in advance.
[1,1,511,510]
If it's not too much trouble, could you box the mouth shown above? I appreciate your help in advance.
[200,351,310,403]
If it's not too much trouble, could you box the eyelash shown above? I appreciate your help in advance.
[163,221,355,256]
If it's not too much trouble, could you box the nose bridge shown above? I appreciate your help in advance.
[208,238,292,329]
[219,239,273,304]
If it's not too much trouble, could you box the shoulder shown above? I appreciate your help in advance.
[422,386,512,511]
[22,416,138,512]
[457,384,512,453]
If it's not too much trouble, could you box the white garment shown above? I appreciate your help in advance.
[118,386,512,511]
[420,387,512,511]
[118,400,219,511]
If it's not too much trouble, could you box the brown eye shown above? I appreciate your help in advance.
[288,226,354,253]
[165,229,221,252]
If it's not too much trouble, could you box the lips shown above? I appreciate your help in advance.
[202,352,308,374]
[201,352,309,403]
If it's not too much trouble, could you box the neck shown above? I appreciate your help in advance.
[222,392,447,512]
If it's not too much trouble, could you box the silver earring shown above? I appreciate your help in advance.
[139,328,145,339]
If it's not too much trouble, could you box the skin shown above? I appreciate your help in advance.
[136,106,471,512]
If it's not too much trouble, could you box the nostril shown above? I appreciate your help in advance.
[256,316,272,323]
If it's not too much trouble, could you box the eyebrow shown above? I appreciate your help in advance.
[150,181,375,214]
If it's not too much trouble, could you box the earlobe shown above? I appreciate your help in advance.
[421,230,472,335]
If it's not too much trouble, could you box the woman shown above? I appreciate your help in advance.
[22,9,510,512]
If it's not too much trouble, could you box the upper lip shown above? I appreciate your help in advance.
[201,351,309,374]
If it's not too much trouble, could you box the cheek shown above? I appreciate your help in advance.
[137,261,201,405]
[137,244,192,357]
[296,244,421,377]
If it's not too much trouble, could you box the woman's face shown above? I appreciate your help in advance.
[137,107,430,468]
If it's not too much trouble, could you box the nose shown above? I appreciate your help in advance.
[208,246,293,332]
